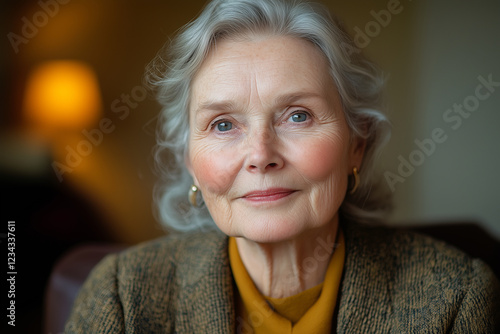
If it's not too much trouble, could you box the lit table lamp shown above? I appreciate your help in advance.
[23,60,102,133]
[16,60,103,177]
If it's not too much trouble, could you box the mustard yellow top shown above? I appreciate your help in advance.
[229,229,345,334]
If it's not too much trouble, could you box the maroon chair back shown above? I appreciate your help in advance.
[43,244,125,334]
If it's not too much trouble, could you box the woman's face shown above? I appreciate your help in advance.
[188,35,365,243]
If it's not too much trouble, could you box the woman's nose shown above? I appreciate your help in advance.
[245,128,284,173]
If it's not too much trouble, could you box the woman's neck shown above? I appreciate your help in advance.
[235,220,339,298]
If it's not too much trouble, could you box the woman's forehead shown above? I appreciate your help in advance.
[204,35,326,69]
[191,35,335,104]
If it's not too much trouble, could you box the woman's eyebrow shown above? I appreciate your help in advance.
[273,92,323,106]
[195,92,322,114]
[194,100,236,115]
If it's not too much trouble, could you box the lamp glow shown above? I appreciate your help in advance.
[23,61,102,130]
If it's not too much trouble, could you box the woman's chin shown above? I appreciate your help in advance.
[234,218,308,244]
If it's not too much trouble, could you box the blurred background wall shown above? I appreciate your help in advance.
[325,0,500,238]
[1,0,499,332]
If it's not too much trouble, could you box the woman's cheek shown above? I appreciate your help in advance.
[191,145,239,195]
[289,136,348,181]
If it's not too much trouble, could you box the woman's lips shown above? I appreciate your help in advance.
[240,188,297,202]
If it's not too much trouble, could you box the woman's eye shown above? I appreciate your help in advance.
[289,112,308,123]
[216,121,233,132]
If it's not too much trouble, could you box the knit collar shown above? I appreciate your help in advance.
[176,222,393,333]
[228,229,345,333]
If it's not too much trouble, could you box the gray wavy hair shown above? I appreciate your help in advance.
[146,0,392,232]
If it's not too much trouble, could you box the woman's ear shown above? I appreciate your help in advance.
[184,153,199,186]
[349,136,367,169]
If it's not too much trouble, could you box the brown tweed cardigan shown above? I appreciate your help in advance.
[65,222,500,333]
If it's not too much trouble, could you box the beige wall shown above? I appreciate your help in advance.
[401,0,500,237]
[325,0,421,226]
[4,0,499,243]
[329,0,500,237]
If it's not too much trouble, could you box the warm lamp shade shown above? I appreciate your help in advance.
[23,61,102,130]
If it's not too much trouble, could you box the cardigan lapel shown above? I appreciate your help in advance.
[335,222,394,333]
[175,231,236,333]
[170,223,395,333]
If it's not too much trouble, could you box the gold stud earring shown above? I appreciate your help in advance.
[349,167,360,195]
[188,185,201,207]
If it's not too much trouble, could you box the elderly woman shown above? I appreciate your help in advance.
[66,0,499,332]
